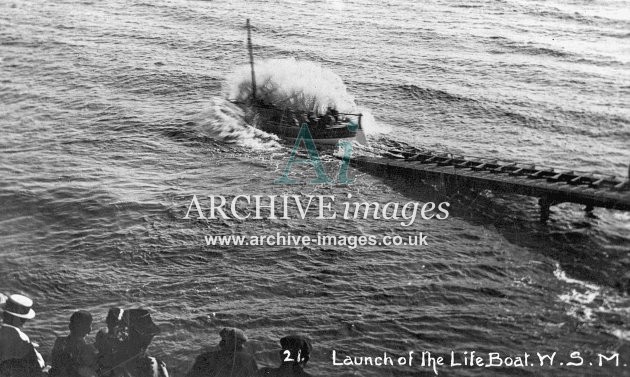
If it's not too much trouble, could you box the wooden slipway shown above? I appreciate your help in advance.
[348,149,630,222]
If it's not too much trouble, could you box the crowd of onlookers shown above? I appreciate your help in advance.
[0,294,314,377]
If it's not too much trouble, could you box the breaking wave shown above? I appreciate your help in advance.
[554,264,630,341]
[223,58,381,134]
[225,58,357,113]
[192,97,282,150]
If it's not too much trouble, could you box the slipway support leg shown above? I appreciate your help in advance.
[538,197,552,223]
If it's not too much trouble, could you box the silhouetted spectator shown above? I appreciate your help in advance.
[104,309,168,377]
[330,108,339,122]
[186,327,258,377]
[258,335,314,377]
[300,113,309,127]
[95,308,124,376]
[307,112,318,127]
[0,294,45,376]
[50,310,98,377]
[287,110,299,127]
[322,108,335,127]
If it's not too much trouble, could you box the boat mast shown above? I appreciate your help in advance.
[246,19,257,101]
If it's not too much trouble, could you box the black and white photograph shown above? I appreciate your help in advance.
[1,0,629,376]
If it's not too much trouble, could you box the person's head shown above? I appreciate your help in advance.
[105,307,124,331]
[69,310,93,337]
[219,327,247,352]
[1,312,27,327]
[279,335,311,367]
[1,294,35,328]
[123,309,160,350]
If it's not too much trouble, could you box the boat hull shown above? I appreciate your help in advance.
[250,104,367,146]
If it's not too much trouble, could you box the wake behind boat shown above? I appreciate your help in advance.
[229,19,368,147]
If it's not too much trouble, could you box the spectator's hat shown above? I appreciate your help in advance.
[2,294,35,319]
[219,327,247,346]
[126,308,160,336]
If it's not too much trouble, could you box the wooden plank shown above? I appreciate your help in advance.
[471,162,489,171]
[590,178,605,188]
[456,161,474,168]
[509,167,526,176]
[528,169,553,179]
[569,175,587,185]
[492,163,516,173]
[547,171,575,183]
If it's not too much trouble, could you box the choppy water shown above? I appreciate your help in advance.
[1,0,629,376]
